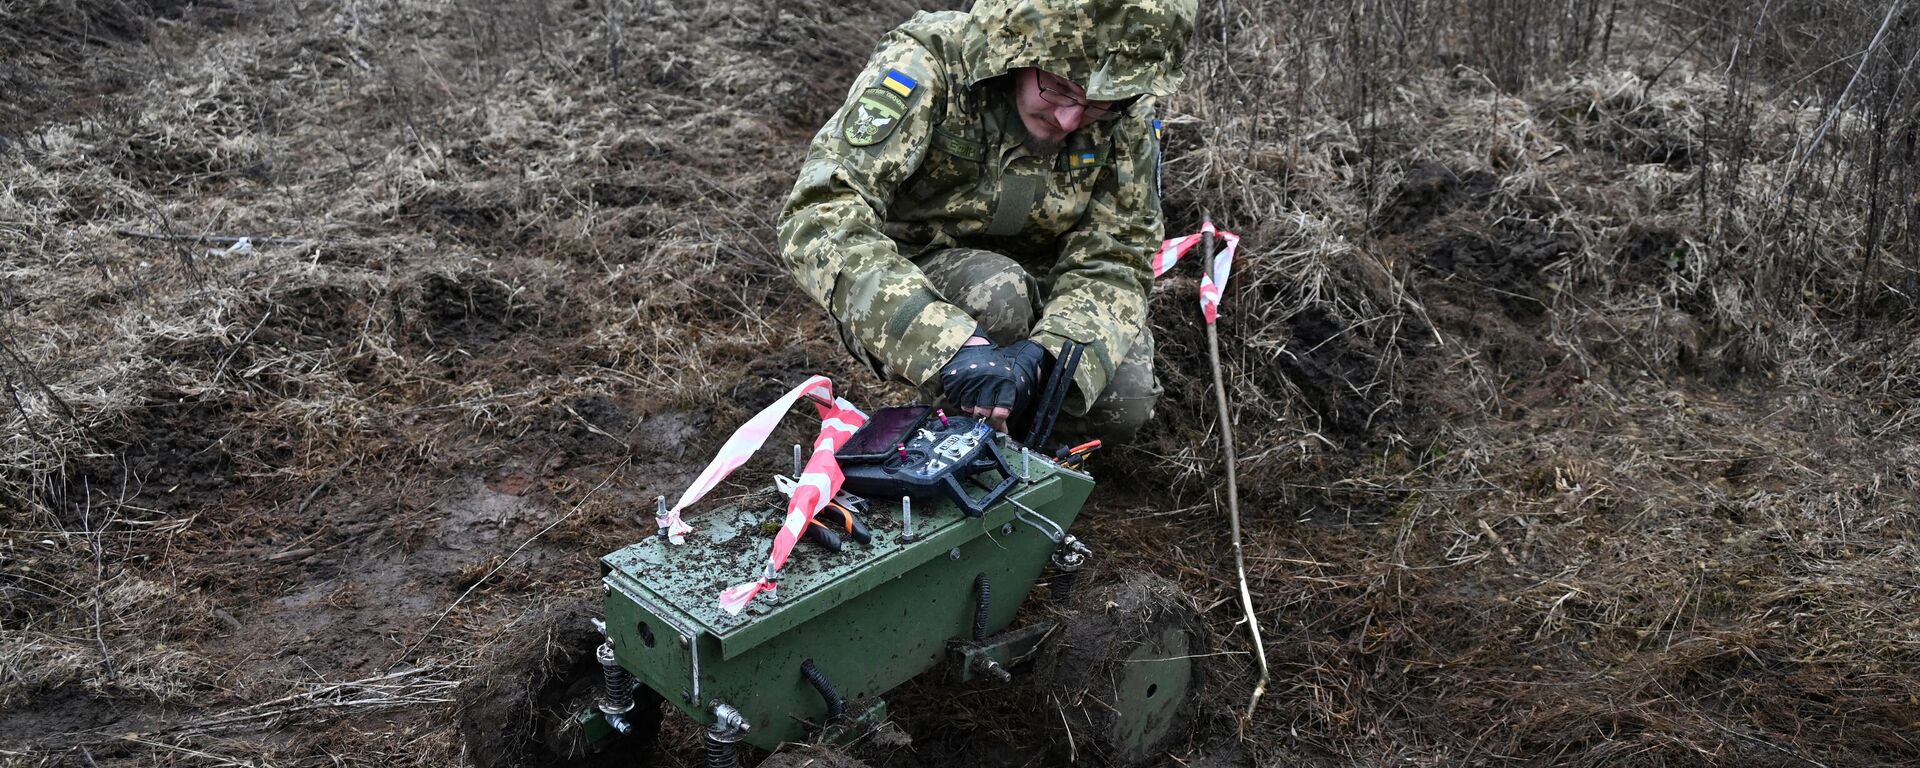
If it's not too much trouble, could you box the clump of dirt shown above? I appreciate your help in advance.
[1415,222,1572,320]
[258,283,373,351]
[0,0,203,130]
[551,395,642,457]
[1613,223,1688,287]
[73,390,239,519]
[1535,79,1700,168]
[633,408,712,460]
[1375,161,1498,235]
[736,348,831,405]
[401,187,525,246]
[407,272,536,348]
[1278,304,1410,430]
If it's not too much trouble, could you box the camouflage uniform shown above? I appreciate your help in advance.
[776,0,1195,444]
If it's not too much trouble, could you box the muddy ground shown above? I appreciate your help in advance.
[5,0,1920,766]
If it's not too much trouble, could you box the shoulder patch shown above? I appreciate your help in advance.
[880,69,918,98]
[845,87,910,147]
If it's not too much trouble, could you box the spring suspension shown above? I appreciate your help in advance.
[972,572,992,641]
[705,702,750,768]
[1049,536,1090,605]
[799,658,846,720]
[703,731,738,768]
[1049,569,1079,603]
[595,642,634,714]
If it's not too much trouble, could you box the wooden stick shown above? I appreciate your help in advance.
[1202,213,1269,728]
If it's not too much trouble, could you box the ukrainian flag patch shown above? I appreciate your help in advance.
[1067,151,1102,170]
[881,69,917,98]
[1153,119,1163,140]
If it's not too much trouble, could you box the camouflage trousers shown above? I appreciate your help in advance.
[901,247,1161,447]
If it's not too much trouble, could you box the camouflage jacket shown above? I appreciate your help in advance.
[776,3,1177,416]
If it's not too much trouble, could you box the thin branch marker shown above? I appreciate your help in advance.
[1200,215,1269,726]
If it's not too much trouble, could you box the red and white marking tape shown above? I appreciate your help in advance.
[1153,218,1241,325]
[658,376,856,542]
[717,380,865,614]
[653,374,867,615]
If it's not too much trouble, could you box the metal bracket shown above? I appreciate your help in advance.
[1008,497,1067,543]
[949,622,1057,684]
[709,701,752,743]
[815,697,891,747]
[567,703,624,747]
[1051,535,1091,571]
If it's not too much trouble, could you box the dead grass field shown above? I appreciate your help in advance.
[4,0,1919,766]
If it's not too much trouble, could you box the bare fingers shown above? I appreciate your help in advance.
[988,406,1010,433]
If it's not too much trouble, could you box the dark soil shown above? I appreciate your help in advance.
[409,272,539,348]
[1375,161,1499,236]
[98,392,240,519]
[1415,224,1570,320]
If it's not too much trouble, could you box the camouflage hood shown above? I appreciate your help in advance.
[966,0,1197,102]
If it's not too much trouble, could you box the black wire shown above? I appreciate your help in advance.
[972,572,992,641]
[799,658,846,720]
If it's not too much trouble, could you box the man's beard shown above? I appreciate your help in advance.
[1020,133,1066,155]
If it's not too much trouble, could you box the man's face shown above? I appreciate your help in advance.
[1012,68,1117,153]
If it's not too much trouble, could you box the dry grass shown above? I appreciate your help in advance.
[1103,1,1920,765]
[3,0,1919,766]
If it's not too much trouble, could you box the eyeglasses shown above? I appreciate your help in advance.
[1036,83,1124,122]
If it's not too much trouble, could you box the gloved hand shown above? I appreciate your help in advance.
[939,335,1050,432]
[1001,339,1048,410]
[940,340,1015,427]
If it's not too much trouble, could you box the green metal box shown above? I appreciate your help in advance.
[599,460,1092,750]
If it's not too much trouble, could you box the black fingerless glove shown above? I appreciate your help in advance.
[940,341,1016,413]
[1002,339,1049,415]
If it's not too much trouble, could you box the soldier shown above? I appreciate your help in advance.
[776,0,1196,446]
